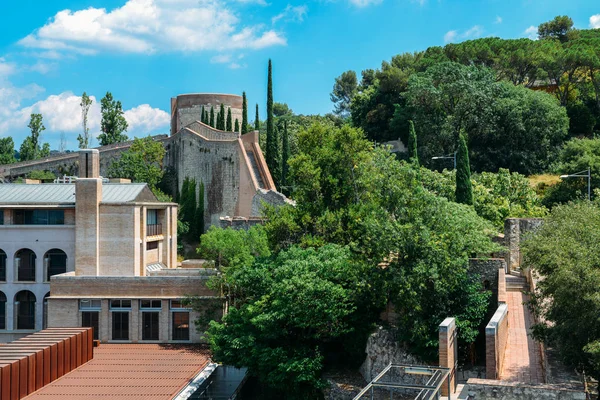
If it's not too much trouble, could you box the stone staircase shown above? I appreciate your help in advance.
[506,270,528,292]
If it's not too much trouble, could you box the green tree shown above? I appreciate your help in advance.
[266,59,278,180]
[204,109,209,125]
[179,177,198,240]
[234,119,239,133]
[98,92,128,146]
[197,225,270,270]
[330,70,358,118]
[456,133,473,205]
[538,15,575,42]
[210,106,215,128]
[281,120,290,194]
[218,104,226,130]
[27,170,56,181]
[242,92,249,134]
[226,107,233,132]
[77,92,93,148]
[201,106,206,124]
[20,114,49,161]
[523,202,600,391]
[407,120,418,165]
[0,137,16,165]
[255,104,260,131]
[107,136,165,190]
[196,182,205,236]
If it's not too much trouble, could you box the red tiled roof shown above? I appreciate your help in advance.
[24,344,211,400]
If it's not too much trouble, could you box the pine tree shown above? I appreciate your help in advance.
[281,119,290,194]
[255,104,260,131]
[408,120,418,165]
[195,181,205,236]
[226,108,233,131]
[266,59,278,180]
[242,92,248,134]
[216,109,222,130]
[201,106,205,124]
[455,132,473,205]
[234,119,240,132]
[219,103,226,130]
[210,107,215,128]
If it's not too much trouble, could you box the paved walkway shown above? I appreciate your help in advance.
[500,291,545,383]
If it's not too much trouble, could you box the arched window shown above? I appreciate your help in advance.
[44,249,67,281]
[15,249,36,282]
[15,290,36,330]
[0,291,6,330]
[0,250,6,281]
[43,292,50,329]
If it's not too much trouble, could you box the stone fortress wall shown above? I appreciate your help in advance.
[171,93,244,135]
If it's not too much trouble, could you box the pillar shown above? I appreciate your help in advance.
[439,317,457,396]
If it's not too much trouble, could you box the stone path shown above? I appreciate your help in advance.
[500,291,545,383]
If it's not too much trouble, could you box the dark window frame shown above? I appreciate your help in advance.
[111,311,129,340]
[172,312,190,341]
[82,311,100,340]
[142,311,160,341]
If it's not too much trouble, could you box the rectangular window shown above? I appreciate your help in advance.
[142,312,159,341]
[147,209,158,225]
[140,299,161,309]
[146,241,158,250]
[0,210,4,225]
[170,299,190,309]
[110,299,131,309]
[172,312,190,341]
[82,311,99,340]
[13,209,64,225]
[80,299,102,310]
[112,312,129,340]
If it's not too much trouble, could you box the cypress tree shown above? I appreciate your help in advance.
[210,106,215,128]
[408,120,418,165]
[455,132,473,205]
[242,92,248,134]
[219,103,226,130]
[195,181,205,236]
[266,59,277,178]
[216,109,222,130]
[234,119,239,133]
[255,104,260,131]
[226,107,233,131]
[281,119,289,194]
[201,106,205,124]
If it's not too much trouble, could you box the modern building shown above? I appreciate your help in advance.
[0,149,220,343]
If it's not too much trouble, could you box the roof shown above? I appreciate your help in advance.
[0,183,155,205]
[24,344,212,400]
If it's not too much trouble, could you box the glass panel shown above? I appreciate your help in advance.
[17,250,36,282]
[142,312,159,340]
[110,299,131,309]
[147,210,158,225]
[80,299,101,310]
[140,300,161,309]
[12,210,64,225]
[170,300,187,309]
[47,251,67,281]
[172,312,189,341]
[0,300,5,330]
[16,292,35,330]
[112,312,129,340]
[0,252,6,281]
[0,211,3,225]
[82,311,99,340]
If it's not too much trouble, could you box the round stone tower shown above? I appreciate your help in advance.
[170,93,243,135]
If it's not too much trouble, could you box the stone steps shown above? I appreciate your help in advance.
[506,274,528,291]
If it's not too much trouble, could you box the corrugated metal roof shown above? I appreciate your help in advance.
[0,183,151,204]
[24,344,211,400]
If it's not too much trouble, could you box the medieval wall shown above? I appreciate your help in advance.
[171,94,243,135]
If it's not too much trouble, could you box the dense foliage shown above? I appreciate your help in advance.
[0,137,16,165]
[455,133,473,205]
[107,136,165,190]
[98,92,128,146]
[20,113,50,161]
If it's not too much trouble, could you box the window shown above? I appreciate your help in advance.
[172,312,189,341]
[142,312,159,341]
[146,209,162,235]
[80,299,102,310]
[43,292,50,329]
[13,209,64,225]
[170,299,189,309]
[0,211,3,225]
[0,250,6,281]
[140,299,161,309]
[112,312,129,340]
[110,299,131,309]
[82,312,99,340]
[146,241,158,250]
[15,290,36,330]
[45,249,67,281]
[0,291,6,330]
[15,249,36,282]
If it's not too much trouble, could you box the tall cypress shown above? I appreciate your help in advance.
[209,106,215,128]
[266,59,277,179]
[281,119,289,194]
[455,132,473,205]
[226,108,233,132]
[234,119,240,133]
[242,92,248,134]
[204,110,209,124]
[195,181,205,236]
[218,103,226,130]
[408,120,418,165]
[201,106,205,124]
[255,104,260,131]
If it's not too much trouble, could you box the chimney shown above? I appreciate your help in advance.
[75,149,102,276]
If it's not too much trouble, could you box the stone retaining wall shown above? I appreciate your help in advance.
[466,378,586,399]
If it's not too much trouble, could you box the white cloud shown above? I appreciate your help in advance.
[0,59,16,78]
[524,25,538,40]
[29,61,56,75]
[272,4,308,24]
[591,14,600,29]
[444,25,483,43]
[210,54,232,64]
[495,16,502,24]
[348,0,382,7]
[124,104,169,133]
[19,0,287,56]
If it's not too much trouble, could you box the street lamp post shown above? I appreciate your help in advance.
[560,167,591,201]
[431,152,457,169]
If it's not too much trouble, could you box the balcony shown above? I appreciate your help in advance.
[146,224,162,236]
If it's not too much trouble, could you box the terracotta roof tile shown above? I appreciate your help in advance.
[24,344,211,399]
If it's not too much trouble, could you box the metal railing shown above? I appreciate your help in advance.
[147,224,162,236]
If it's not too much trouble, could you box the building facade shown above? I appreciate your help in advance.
[0,149,220,343]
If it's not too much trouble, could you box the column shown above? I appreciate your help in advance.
[439,317,456,397]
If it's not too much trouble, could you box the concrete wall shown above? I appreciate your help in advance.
[486,303,509,380]
[467,379,586,399]
[97,205,138,276]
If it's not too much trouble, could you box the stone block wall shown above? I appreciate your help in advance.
[504,218,544,272]
[466,379,586,399]
[486,303,509,380]
[171,94,243,135]
[469,258,507,297]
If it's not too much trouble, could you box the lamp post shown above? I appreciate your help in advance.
[560,167,591,201]
[431,152,457,169]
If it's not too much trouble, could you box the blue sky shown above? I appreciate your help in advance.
[0,0,599,150]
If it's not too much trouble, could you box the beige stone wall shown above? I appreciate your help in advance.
[75,178,101,275]
[486,303,509,379]
[439,317,457,396]
[98,205,137,276]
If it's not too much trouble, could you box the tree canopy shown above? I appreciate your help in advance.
[98,92,128,146]
[107,136,165,190]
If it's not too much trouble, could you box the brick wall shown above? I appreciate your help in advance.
[485,303,509,379]
[439,317,457,396]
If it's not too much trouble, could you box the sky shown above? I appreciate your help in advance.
[0,0,599,150]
